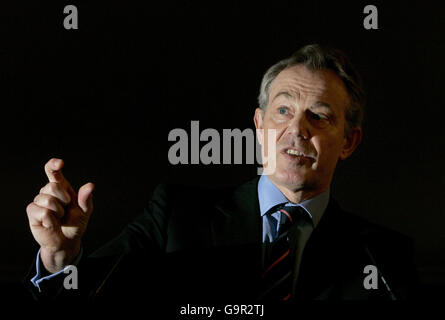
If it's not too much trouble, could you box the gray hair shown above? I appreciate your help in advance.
[258,44,365,133]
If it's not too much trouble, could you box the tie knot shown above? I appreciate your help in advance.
[279,205,311,229]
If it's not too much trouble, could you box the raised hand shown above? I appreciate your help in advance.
[26,158,94,273]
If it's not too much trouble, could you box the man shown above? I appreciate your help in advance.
[24,44,418,305]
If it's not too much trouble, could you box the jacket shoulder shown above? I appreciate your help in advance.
[336,203,412,248]
[149,177,257,212]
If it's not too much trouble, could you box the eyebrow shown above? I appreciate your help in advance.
[272,91,333,112]
[271,91,295,102]
[310,101,333,112]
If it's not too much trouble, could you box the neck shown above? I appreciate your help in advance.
[269,178,329,204]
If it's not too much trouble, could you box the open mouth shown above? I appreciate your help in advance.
[282,148,315,161]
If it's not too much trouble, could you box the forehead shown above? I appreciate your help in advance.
[269,64,350,111]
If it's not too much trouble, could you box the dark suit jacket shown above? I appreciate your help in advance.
[24,176,418,306]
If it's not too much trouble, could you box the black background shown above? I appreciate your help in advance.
[0,0,444,297]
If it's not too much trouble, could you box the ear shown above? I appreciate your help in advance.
[339,127,362,160]
[254,108,265,145]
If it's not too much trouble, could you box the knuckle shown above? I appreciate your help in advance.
[40,182,70,204]
[26,202,35,215]
[44,160,52,170]
[48,197,62,211]
[47,182,57,193]
[27,203,44,221]
[42,195,53,207]
[47,182,63,196]
[40,208,52,219]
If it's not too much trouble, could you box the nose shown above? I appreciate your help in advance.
[286,109,310,140]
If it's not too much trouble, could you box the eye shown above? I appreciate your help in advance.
[311,113,328,121]
[278,106,289,115]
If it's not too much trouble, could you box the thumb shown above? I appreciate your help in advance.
[77,182,95,214]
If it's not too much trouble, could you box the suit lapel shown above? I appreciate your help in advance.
[294,198,355,299]
[211,177,262,247]
[206,177,264,294]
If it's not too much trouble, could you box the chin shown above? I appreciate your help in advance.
[271,169,308,191]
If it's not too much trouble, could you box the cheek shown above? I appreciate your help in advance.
[314,136,343,164]
[263,121,286,147]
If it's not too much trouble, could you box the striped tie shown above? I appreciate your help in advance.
[259,205,312,301]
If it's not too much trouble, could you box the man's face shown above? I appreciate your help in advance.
[254,64,361,194]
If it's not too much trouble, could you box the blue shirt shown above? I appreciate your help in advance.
[30,247,83,292]
[258,174,330,243]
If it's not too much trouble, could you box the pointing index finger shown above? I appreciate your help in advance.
[44,158,67,184]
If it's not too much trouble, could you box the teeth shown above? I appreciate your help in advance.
[286,149,304,156]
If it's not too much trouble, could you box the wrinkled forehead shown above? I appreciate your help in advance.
[268,64,350,112]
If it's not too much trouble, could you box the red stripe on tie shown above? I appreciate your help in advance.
[261,249,290,278]
[280,208,293,223]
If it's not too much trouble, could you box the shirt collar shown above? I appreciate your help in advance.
[257,174,330,228]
